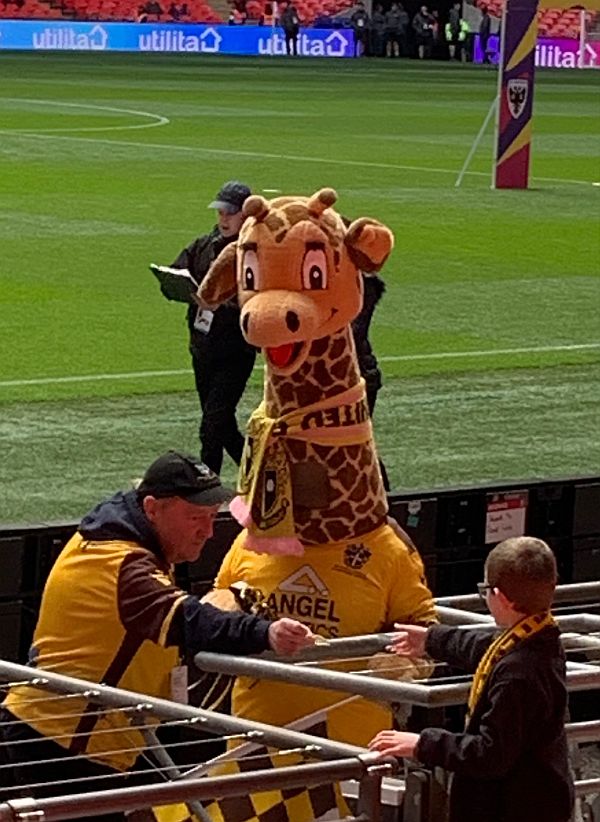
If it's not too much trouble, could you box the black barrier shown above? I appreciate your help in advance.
[402,769,449,822]
[0,476,598,663]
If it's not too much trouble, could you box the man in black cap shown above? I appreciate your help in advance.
[154,181,256,474]
[0,450,313,814]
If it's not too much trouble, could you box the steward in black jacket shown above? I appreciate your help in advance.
[170,223,256,474]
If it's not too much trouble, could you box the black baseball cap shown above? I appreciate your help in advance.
[208,181,251,214]
[137,451,233,506]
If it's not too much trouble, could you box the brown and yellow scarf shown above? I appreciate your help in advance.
[237,380,372,542]
[467,610,555,719]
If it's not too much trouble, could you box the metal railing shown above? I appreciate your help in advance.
[0,660,398,821]
[0,580,597,822]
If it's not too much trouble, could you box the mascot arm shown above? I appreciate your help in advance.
[371,538,437,683]
[387,542,438,628]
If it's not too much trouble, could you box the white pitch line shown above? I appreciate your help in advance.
[2,343,598,389]
[0,128,595,187]
[0,97,169,133]
[0,369,191,388]
[382,342,600,363]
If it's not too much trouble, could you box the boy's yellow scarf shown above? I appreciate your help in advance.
[467,610,555,719]
[238,380,372,539]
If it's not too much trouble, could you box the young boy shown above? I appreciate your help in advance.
[369,536,574,822]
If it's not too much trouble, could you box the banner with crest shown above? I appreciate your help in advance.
[494,0,539,188]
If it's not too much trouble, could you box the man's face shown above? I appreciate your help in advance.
[143,496,220,564]
[218,208,245,238]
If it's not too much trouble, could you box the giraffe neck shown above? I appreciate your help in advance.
[265,326,360,418]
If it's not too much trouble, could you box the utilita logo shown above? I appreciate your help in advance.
[536,43,578,67]
[32,23,107,50]
[139,27,222,52]
[258,31,350,57]
[477,35,600,69]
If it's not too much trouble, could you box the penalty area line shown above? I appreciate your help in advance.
[1,343,599,389]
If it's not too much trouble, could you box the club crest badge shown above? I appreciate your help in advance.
[507,78,529,119]
[344,543,372,570]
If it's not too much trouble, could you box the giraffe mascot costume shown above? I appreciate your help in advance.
[200,188,436,810]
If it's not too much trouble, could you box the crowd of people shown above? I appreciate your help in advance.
[0,457,574,822]
[225,0,489,62]
[352,0,484,60]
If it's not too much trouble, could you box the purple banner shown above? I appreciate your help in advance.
[475,33,600,68]
[494,0,538,188]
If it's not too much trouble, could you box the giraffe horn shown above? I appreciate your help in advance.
[307,188,337,217]
[243,195,270,221]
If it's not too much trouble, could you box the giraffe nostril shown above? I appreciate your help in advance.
[286,311,300,333]
[242,314,250,334]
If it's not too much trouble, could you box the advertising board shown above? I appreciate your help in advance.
[0,19,355,57]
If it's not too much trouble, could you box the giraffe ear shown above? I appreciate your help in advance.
[196,243,238,308]
[344,218,394,274]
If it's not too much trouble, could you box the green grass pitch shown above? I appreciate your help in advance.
[0,52,599,523]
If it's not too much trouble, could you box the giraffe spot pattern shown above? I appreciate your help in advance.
[241,191,388,545]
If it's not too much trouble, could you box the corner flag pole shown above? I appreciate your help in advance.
[492,0,539,188]
[454,95,498,188]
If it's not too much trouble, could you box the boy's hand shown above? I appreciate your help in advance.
[386,624,428,657]
[368,730,420,759]
[268,618,315,655]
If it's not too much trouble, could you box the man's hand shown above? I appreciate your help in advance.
[386,623,428,657]
[268,618,315,655]
[368,730,420,759]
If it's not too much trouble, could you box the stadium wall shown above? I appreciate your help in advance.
[0,475,598,664]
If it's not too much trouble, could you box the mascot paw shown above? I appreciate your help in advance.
[200,588,238,611]
[201,582,278,620]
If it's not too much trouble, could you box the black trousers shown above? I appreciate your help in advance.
[191,345,256,474]
[284,30,298,55]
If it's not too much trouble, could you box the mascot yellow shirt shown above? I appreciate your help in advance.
[216,521,436,747]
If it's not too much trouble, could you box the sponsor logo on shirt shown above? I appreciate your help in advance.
[265,566,341,638]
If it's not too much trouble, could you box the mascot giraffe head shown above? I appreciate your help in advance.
[200,188,393,375]
[199,189,394,555]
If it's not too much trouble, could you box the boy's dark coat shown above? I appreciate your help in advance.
[416,623,574,822]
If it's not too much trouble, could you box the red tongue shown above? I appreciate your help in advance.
[267,344,295,368]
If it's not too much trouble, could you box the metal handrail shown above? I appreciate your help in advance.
[193,652,600,707]
[436,581,600,610]
[0,755,396,822]
[0,660,362,760]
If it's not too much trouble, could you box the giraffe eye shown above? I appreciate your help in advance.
[241,249,259,291]
[302,249,327,290]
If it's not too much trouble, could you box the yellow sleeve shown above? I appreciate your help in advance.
[385,537,438,628]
